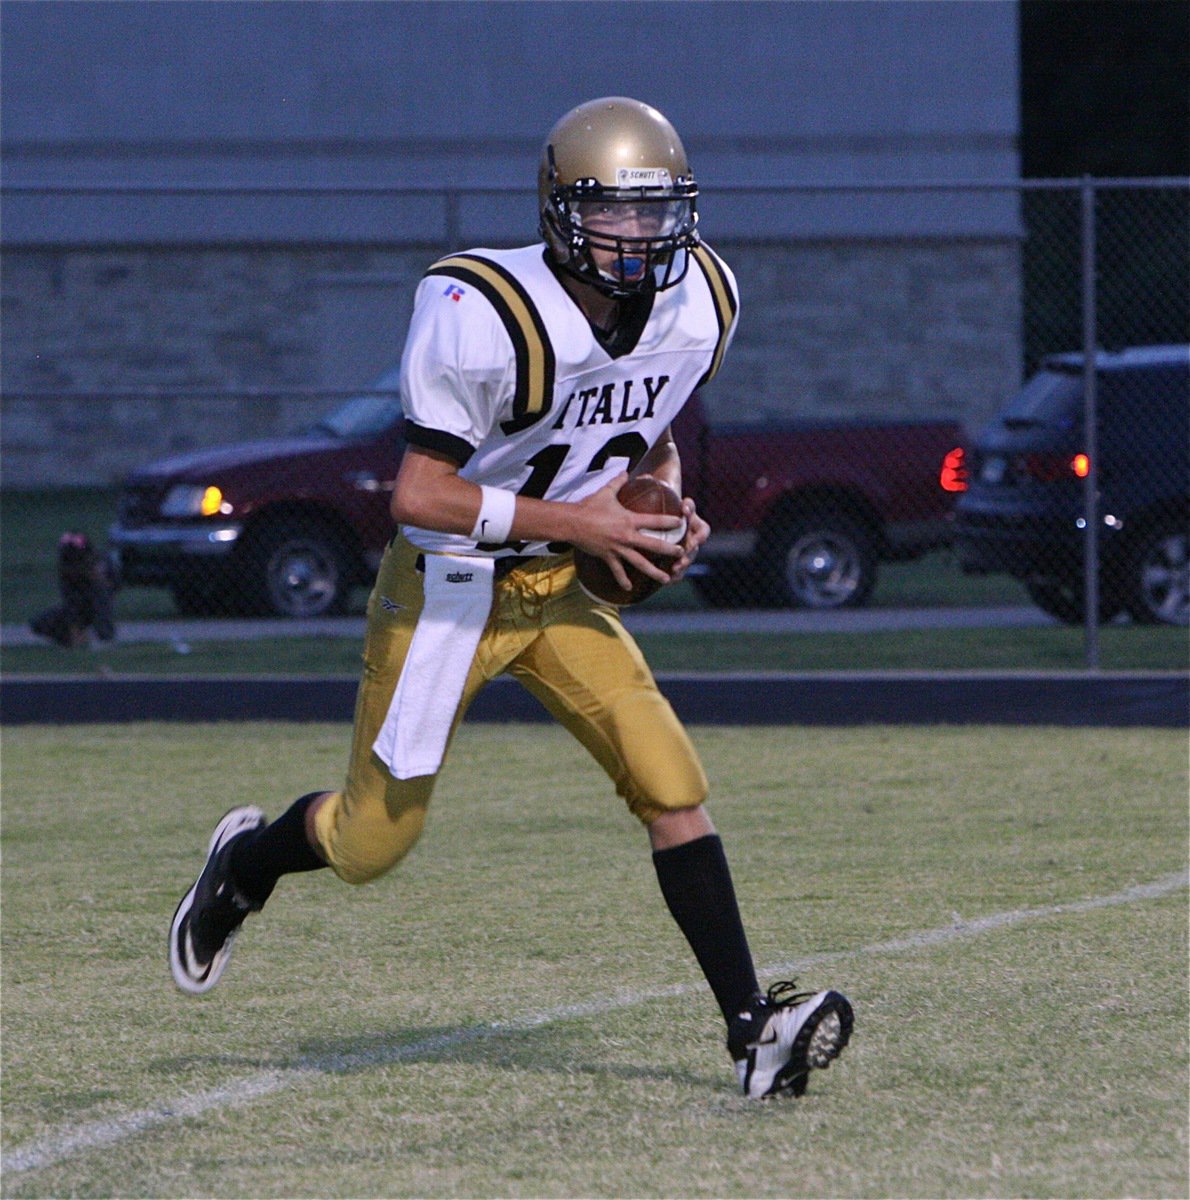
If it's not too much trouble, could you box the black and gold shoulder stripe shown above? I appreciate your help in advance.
[426,253,556,434]
[691,244,738,389]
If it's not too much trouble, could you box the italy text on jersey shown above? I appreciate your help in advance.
[398,243,738,557]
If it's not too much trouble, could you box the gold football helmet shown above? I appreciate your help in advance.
[539,96,699,297]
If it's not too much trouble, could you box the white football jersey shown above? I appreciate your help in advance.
[398,242,738,557]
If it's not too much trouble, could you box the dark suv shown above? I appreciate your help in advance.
[953,345,1189,626]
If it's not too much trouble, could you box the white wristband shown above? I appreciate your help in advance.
[470,485,517,543]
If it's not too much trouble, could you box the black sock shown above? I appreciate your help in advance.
[228,792,328,908]
[652,833,760,1026]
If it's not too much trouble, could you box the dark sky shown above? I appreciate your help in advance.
[1021,0,1190,176]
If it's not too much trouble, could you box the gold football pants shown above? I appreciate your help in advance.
[313,534,708,884]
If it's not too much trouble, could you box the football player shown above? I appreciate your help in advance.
[169,96,852,1098]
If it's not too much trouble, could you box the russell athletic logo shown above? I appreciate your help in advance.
[443,284,466,302]
[445,571,475,583]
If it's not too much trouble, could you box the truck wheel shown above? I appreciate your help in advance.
[244,520,351,618]
[767,512,877,609]
[1122,518,1189,626]
[1023,577,1124,625]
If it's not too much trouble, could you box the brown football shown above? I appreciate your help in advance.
[573,475,687,606]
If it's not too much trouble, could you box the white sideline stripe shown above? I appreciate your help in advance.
[7,869,1186,1176]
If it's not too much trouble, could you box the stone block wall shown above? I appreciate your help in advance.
[713,241,1022,429]
[1,239,1021,486]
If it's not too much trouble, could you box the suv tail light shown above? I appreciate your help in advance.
[940,446,968,493]
[1017,452,1090,482]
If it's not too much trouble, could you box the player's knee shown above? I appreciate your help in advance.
[331,818,424,885]
[322,799,428,885]
[609,696,708,823]
[632,748,707,823]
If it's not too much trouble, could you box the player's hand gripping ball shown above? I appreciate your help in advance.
[574,475,687,606]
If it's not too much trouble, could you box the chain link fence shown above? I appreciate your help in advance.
[954,180,1189,661]
[4,180,1187,656]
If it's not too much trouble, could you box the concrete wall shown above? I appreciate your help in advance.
[2,1,1018,195]
[0,0,1021,486]
[2,0,1018,245]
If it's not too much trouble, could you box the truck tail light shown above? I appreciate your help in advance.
[940,447,968,493]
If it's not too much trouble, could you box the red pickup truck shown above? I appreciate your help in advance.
[675,392,964,609]
[110,374,963,617]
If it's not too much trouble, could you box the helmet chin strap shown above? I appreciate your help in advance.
[549,244,645,301]
[576,237,667,299]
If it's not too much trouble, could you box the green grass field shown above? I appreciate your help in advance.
[2,723,1186,1198]
[3,623,1189,676]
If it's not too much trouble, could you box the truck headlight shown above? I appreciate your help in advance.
[161,484,227,517]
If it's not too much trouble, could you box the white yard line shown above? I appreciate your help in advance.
[6,869,1187,1176]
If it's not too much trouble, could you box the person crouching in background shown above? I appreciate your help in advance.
[29,531,116,648]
